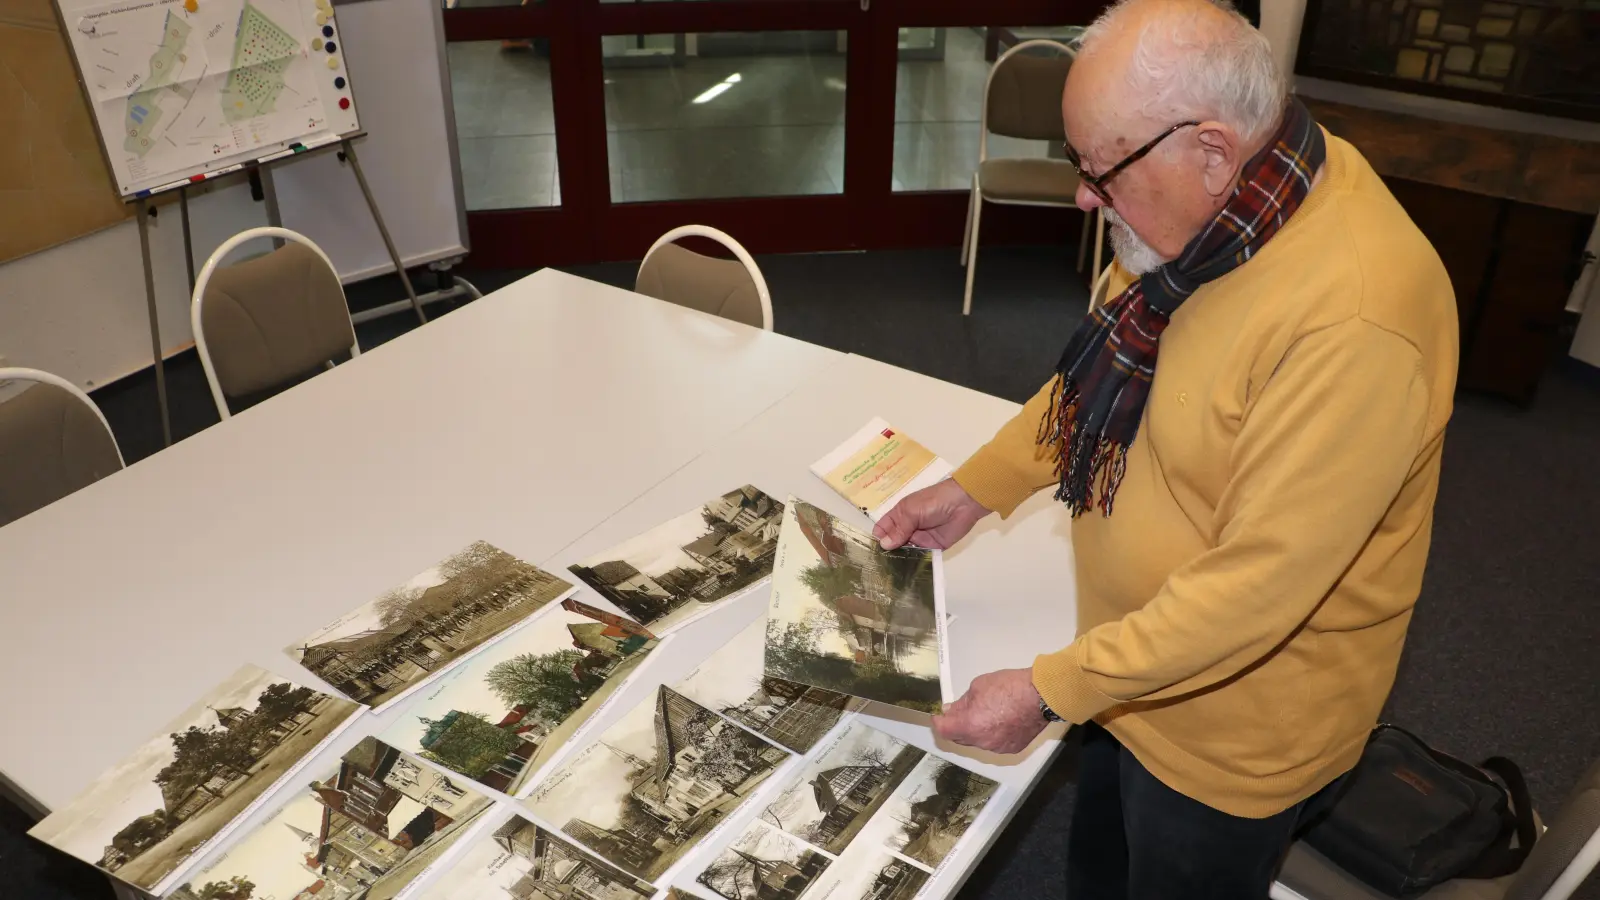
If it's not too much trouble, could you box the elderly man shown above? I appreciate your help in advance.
[874,0,1458,896]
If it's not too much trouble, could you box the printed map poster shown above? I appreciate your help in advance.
[570,486,785,636]
[765,499,949,714]
[412,813,655,900]
[170,737,492,900]
[61,0,361,196]
[288,541,577,712]
[810,419,953,521]
[28,665,362,894]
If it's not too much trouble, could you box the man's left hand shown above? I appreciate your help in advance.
[932,667,1050,755]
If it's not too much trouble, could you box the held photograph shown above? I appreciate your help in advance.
[759,721,925,856]
[695,822,831,900]
[525,685,793,882]
[570,486,784,635]
[29,666,362,894]
[411,813,656,900]
[765,499,946,713]
[675,617,856,755]
[879,754,999,870]
[169,737,492,900]
[381,597,658,796]
[289,541,577,710]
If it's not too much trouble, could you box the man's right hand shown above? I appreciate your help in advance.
[873,479,991,550]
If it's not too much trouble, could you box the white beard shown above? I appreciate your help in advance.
[1103,208,1170,276]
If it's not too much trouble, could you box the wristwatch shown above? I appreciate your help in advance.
[1038,693,1063,723]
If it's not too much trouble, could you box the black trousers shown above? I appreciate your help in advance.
[1067,721,1343,900]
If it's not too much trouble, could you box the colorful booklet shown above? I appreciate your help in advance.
[810,419,953,521]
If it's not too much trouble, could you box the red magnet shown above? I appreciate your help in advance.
[338,97,350,110]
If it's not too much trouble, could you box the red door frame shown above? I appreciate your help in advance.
[444,0,1107,269]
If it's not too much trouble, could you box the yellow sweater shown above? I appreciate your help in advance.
[952,134,1459,818]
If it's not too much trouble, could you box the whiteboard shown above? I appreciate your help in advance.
[56,0,363,198]
[271,0,469,281]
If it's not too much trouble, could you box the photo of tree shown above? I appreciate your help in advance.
[759,721,924,856]
[409,813,655,900]
[570,486,784,635]
[29,666,362,894]
[696,822,830,900]
[525,685,793,882]
[675,617,856,754]
[381,597,658,796]
[289,541,577,710]
[169,737,492,900]
[879,754,999,870]
[765,499,945,713]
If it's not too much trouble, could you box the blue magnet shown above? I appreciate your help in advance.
[322,25,334,37]
[334,76,346,89]
[324,40,336,53]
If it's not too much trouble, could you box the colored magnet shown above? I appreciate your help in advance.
[338,97,350,110]
[326,56,339,69]
[316,12,327,24]
[183,0,197,11]
[324,40,335,52]
[334,76,346,89]
[322,24,334,36]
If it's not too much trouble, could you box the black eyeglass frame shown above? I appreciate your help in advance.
[1063,121,1201,204]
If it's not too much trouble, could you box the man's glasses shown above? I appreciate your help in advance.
[1063,121,1200,205]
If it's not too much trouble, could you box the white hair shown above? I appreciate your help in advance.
[1079,0,1287,144]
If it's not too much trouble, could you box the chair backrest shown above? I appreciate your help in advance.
[1089,261,1114,313]
[0,368,124,528]
[635,225,774,331]
[192,227,359,419]
[982,39,1074,157]
[1506,757,1600,900]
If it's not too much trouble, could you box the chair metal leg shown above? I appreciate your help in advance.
[963,191,984,316]
[1077,208,1091,274]
[961,177,978,266]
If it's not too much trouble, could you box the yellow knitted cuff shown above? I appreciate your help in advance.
[1032,643,1117,725]
[952,448,1046,519]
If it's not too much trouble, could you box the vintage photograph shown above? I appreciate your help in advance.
[880,755,999,870]
[759,721,924,856]
[696,822,831,900]
[825,851,931,900]
[289,541,577,710]
[381,597,658,796]
[569,486,784,634]
[765,499,945,713]
[675,617,856,755]
[411,813,656,900]
[29,666,362,893]
[525,685,793,881]
[170,737,492,900]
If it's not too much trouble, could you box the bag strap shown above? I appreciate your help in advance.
[1461,756,1539,879]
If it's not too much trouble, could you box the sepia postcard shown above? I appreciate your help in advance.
[878,753,1000,871]
[759,720,925,857]
[525,685,794,882]
[696,821,832,900]
[817,849,931,900]
[409,812,656,900]
[810,419,952,521]
[380,597,658,798]
[289,541,578,711]
[29,665,363,894]
[765,499,948,714]
[170,737,492,900]
[569,486,785,635]
[675,616,858,755]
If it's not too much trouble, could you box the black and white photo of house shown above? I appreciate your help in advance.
[828,852,931,900]
[412,813,655,900]
[570,487,784,634]
[526,685,792,881]
[880,755,999,870]
[290,541,576,709]
[759,721,924,856]
[696,822,830,900]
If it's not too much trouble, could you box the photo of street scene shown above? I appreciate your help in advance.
[825,851,931,900]
[675,617,856,754]
[381,598,658,796]
[765,499,944,713]
[290,541,577,710]
[760,721,924,856]
[170,737,492,900]
[696,822,830,900]
[29,666,362,893]
[526,685,793,881]
[879,754,999,870]
[570,486,784,634]
[411,813,655,900]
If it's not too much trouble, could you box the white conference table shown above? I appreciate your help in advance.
[0,269,1078,899]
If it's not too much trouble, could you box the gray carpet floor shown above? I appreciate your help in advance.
[6,246,1597,899]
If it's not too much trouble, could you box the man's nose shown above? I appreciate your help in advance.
[1075,182,1105,211]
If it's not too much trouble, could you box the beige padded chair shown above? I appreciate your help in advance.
[192,227,359,420]
[962,38,1104,316]
[1089,262,1115,313]
[0,368,124,528]
[1273,757,1600,900]
[635,225,773,331]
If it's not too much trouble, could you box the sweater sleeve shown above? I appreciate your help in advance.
[950,379,1062,518]
[1032,318,1430,724]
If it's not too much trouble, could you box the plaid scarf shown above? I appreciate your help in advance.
[1038,99,1325,516]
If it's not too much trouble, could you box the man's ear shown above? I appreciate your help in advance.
[1196,122,1238,198]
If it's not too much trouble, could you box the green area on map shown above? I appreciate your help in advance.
[122,12,191,157]
[220,2,299,123]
